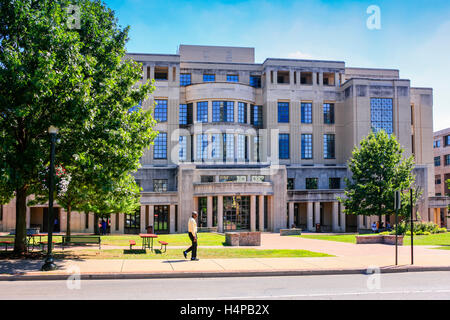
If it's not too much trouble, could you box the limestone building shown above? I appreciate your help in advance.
[1,45,448,234]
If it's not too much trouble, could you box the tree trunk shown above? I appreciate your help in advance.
[94,212,100,235]
[66,205,71,241]
[14,186,28,255]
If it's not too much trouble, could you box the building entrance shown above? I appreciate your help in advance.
[223,196,250,231]
[154,205,169,234]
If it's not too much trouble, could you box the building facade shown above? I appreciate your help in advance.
[1,45,448,234]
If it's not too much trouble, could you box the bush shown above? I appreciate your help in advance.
[423,231,431,236]
[379,231,390,235]
[392,221,441,235]
[437,228,448,233]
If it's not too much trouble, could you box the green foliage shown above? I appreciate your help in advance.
[339,130,419,219]
[392,221,445,235]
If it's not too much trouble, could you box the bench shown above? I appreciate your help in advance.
[158,241,168,252]
[129,240,136,250]
[62,236,101,250]
[0,236,15,251]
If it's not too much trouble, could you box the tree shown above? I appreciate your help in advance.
[339,130,419,223]
[0,0,155,254]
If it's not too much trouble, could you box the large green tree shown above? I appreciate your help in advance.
[339,130,419,223]
[0,0,155,254]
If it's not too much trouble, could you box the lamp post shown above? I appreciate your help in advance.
[42,126,58,271]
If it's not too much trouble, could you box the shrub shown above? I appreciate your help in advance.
[437,228,448,233]
[423,231,431,236]
[392,221,441,235]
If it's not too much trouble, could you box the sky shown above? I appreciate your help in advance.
[104,0,450,131]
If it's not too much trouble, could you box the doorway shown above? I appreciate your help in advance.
[42,208,60,233]
[223,196,250,231]
[154,205,169,234]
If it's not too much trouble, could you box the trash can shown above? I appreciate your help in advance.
[146,225,153,234]
[315,223,321,233]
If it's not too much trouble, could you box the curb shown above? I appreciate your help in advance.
[1,266,450,281]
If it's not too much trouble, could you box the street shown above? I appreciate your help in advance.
[0,272,449,300]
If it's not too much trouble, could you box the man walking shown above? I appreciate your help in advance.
[183,211,199,261]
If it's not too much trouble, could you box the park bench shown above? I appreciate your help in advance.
[129,240,136,250]
[158,240,168,253]
[0,235,15,251]
[62,235,101,250]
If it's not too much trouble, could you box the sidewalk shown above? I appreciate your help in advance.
[1,233,449,280]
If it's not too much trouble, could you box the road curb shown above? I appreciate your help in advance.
[1,266,450,281]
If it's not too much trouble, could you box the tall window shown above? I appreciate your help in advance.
[211,134,221,159]
[238,102,247,124]
[197,102,208,123]
[279,134,290,159]
[179,104,187,125]
[197,134,208,160]
[371,98,393,134]
[445,135,450,147]
[203,74,215,82]
[251,105,262,127]
[254,136,260,162]
[154,132,167,159]
[212,101,234,122]
[301,134,313,159]
[324,134,335,159]
[434,140,441,148]
[306,178,318,190]
[278,102,289,123]
[223,134,234,160]
[250,76,261,88]
[237,135,246,160]
[301,103,312,124]
[227,75,239,82]
[329,178,341,189]
[180,73,191,86]
[154,99,167,122]
[323,103,335,124]
[179,136,187,161]
[445,155,450,166]
[435,156,441,167]
[153,179,168,192]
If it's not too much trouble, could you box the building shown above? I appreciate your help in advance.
[432,128,450,227]
[1,44,448,234]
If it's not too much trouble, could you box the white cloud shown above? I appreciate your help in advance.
[286,51,316,60]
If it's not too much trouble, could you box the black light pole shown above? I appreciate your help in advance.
[410,188,414,265]
[42,126,58,271]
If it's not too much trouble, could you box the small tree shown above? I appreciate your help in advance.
[339,130,419,224]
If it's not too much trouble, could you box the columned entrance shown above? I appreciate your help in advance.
[223,196,250,231]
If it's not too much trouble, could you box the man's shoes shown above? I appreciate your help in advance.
[191,258,199,261]
[183,251,187,259]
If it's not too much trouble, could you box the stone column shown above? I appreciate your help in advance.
[332,202,339,232]
[60,209,67,233]
[314,202,321,230]
[358,215,364,230]
[118,213,124,234]
[110,214,117,234]
[148,205,154,230]
[288,202,294,229]
[340,205,346,233]
[207,196,213,228]
[140,205,146,233]
[335,72,340,87]
[250,195,256,231]
[259,195,265,232]
[307,202,314,231]
[217,196,223,233]
[88,213,94,234]
[169,205,176,234]
[193,197,198,213]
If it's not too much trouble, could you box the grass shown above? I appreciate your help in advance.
[296,232,450,246]
[51,248,333,260]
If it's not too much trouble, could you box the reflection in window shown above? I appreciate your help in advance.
[371,98,393,134]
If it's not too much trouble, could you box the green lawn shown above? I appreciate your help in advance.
[53,248,333,260]
[296,232,450,246]
[101,233,226,247]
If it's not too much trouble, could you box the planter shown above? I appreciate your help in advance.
[280,228,302,236]
[225,232,261,246]
[356,235,404,245]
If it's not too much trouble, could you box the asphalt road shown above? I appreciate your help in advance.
[1,272,450,300]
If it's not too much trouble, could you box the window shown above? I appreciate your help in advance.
[279,134,290,159]
[211,134,221,159]
[306,178,318,190]
[323,103,335,124]
[329,178,341,189]
[153,179,168,192]
[324,134,335,159]
[154,66,168,80]
[212,101,234,122]
[277,71,290,84]
[223,134,234,160]
[197,102,208,123]
[154,133,167,159]
[251,105,262,127]
[237,134,246,160]
[445,135,450,147]
[180,73,191,86]
[287,178,295,190]
[254,136,260,162]
[370,98,393,134]
[300,72,313,85]
[227,75,239,82]
[154,99,168,122]
[179,104,187,125]
[250,76,261,88]
[434,140,441,148]
[323,73,335,86]
[238,102,247,124]
[197,134,208,160]
[278,102,289,123]
[445,155,450,166]
[301,134,313,159]
[219,176,247,182]
[179,136,187,161]
[434,156,441,167]
[301,103,312,124]
[435,176,442,185]
[203,74,215,82]
[201,176,215,183]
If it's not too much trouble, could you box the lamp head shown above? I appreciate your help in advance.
[48,126,58,134]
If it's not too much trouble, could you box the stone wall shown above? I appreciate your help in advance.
[225,232,261,246]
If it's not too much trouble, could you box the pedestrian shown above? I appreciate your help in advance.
[101,219,107,235]
[183,211,199,261]
[371,221,378,233]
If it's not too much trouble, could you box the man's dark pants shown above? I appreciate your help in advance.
[185,232,197,258]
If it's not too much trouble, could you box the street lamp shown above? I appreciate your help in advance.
[42,126,58,271]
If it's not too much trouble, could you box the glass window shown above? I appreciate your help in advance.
[287,178,295,190]
[211,134,221,159]
[197,134,208,160]
[227,75,239,82]
[434,156,441,167]
[324,134,335,159]
[279,134,290,159]
[306,178,318,190]
[153,179,168,192]
[180,73,191,86]
[445,155,450,166]
[301,134,313,159]
[201,176,215,183]
[219,176,247,182]
[251,105,262,127]
[223,134,234,160]
[179,104,187,125]
[254,136,260,162]
[323,103,335,124]
[251,175,265,182]
[445,135,450,147]
[278,102,289,123]
[435,176,441,185]
[197,102,208,123]
[154,132,167,159]
[212,101,234,122]
[301,103,312,124]
[371,98,393,134]
[154,99,167,122]
[179,136,187,161]
[203,74,215,82]
[329,178,341,189]
[250,76,261,88]
[434,140,441,148]
[238,102,247,124]
[237,134,246,159]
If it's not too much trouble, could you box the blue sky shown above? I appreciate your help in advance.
[104,0,450,131]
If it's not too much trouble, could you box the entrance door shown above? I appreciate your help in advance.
[124,209,140,234]
[154,205,169,234]
[223,196,250,231]
[346,214,357,232]
[42,208,60,233]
